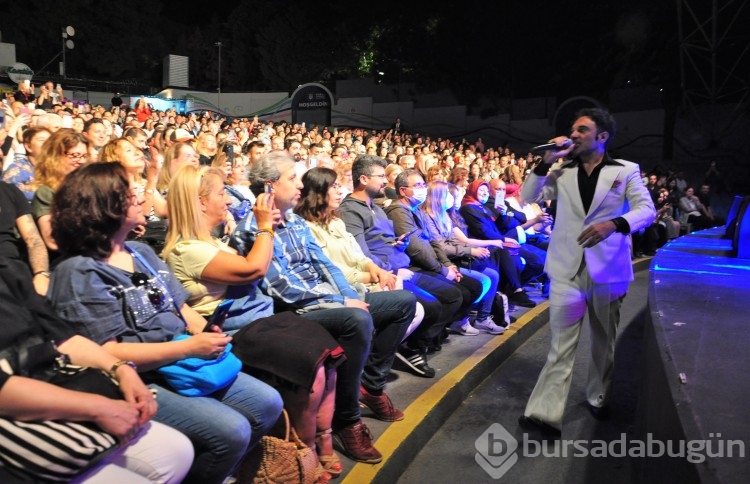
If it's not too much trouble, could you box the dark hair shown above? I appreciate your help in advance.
[22,126,51,146]
[242,140,265,155]
[51,162,130,259]
[295,167,338,225]
[574,107,617,146]
[394,168,422,193]
[351,154,387,189]
[83,117,104,133]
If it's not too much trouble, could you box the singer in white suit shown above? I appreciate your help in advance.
[519,108,655,435]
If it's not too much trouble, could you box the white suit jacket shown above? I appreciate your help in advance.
[521,157,655,284]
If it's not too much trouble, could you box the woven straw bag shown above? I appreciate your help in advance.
[238,409,319,484]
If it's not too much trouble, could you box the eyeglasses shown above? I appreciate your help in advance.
[405,183,428,190]
[130,272,167,307]
[65,152,88,161]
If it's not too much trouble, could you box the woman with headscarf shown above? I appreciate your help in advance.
[459,179,537,308]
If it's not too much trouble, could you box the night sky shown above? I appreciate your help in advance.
[1,1,680,102]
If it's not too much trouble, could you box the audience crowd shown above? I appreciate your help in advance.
[0,81,732,482]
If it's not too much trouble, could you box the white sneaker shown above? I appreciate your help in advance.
[474,315,506,335]
[449,317,480,336]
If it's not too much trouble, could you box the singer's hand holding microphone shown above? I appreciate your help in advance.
[531,137,574,163]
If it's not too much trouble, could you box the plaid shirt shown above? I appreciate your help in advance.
[230,211,360,311]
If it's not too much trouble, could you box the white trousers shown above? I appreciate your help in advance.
[524,262,629,431]
[71,421,194,484]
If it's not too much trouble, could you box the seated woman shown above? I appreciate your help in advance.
[195,132,218,166]
[101,138,170,252]
[31,128,89,260]
[384,163,403,200]
[420,180,506,335]
[46,162,283,484]
[0,257,193,484]
[458,180,537,309]
[210,147,252,222]
[679,186,715,231]
[295,167,425,346]
[504,182,552,250]
[162,164,343,480]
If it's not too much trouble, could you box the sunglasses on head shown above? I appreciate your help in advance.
[130,272,167,307]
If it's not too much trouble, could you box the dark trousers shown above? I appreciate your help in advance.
[301,289,414,427]
[403,271,463,350]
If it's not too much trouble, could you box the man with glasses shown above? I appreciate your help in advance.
[386,169,486,348]
[339,156,466,378]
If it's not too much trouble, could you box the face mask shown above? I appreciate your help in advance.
[443,194,455,211]
[411,188,427,204]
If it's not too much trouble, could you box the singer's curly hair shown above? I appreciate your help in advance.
[575,107,616,146]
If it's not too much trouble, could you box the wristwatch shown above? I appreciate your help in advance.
[109,360,137,379]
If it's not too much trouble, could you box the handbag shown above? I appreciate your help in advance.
[454,253,489,272]
[126,246,241,396]
[0,339,122,482]
[237,408,319,484]
[157,334,242,397]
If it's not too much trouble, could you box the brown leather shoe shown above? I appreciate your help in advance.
[332,420,383,464]
[359,386,405,422]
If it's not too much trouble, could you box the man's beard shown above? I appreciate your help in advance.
[365,185,383,199]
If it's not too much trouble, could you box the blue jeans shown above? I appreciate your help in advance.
[459,266,500,319]
[152,372,283,484]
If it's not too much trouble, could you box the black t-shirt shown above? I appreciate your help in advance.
[0,258,76,390]
[0,182,32,260]
[13,90,34,104]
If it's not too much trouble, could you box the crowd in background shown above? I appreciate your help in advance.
[0,81,733,483]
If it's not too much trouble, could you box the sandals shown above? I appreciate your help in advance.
[314,463,332,484]
[316,429,343,478]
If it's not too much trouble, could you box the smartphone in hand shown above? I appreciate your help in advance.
[203,299,233,332]
[391,227,418,245]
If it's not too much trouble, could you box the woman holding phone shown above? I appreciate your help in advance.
[162,164,344,481]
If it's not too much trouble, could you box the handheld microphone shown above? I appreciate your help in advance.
[530,139,572,153]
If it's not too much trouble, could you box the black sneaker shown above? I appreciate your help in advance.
[509,290,536,308]
[394,346,436,378]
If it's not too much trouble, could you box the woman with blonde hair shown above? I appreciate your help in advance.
[163,164,343,481]
[155,141,199,195]
[420,180,506,334]
[195,132,218,166]
[335,160,354,195]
